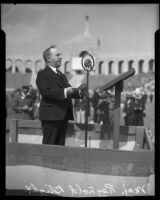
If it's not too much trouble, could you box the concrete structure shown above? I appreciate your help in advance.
[6,16,155,77]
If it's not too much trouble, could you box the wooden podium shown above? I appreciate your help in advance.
[100,68,135,149]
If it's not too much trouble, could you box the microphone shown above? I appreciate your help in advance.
[81,53,95,71]
[84,59,92,68]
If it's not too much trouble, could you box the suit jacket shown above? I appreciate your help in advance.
[36,66,80,121]
[123,98,135,117]
[91,91,100,108]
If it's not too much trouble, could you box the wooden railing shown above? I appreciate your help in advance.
[8,118,152,151]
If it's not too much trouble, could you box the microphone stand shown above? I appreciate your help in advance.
[81,53,95,148]
[85,70,89,148]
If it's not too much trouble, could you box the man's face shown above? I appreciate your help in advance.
[48,48,62,68]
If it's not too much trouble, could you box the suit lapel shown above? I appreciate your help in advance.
[46,66,67,88]
[58,71,69,86]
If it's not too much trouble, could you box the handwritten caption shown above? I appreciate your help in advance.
[25,182,146,196]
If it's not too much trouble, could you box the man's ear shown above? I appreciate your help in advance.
[47,56,50,62]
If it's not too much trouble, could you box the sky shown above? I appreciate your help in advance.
[1,4,158,59]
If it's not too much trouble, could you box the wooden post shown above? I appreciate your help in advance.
[113,81,123,149]
[9,119,18,142]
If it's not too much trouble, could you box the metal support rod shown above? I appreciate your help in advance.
[85,71,89,147]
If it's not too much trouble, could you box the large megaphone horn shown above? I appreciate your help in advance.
[81,53,95,71]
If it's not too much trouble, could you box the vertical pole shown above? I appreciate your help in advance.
[113,81,123,149]
[85,71,89,147]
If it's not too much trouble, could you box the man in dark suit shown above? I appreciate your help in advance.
[134,92,145,126]
[36,45,83,145]
[91,86,101,123]
[123,93,135,126]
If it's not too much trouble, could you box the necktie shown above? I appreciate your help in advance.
[56,68,61,75]
[56,69,64,83]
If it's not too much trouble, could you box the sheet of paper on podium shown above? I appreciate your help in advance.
[76,83,87,90]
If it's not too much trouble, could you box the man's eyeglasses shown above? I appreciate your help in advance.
[56,53,62,57]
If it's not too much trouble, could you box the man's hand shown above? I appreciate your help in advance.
[66,87,77,96]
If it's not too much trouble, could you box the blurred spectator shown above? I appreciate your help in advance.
[96,91,103,124]
[23,85,37,119]
[108,95,115,126]
[149,91,154,104]
[122,93,135,126]
[74,98,85,123]
[12,85,36,120]
[133,91,145,126]
[91,86,101,123]
[96,91,110,125]
[124,72,154,92]
[11,88,24,119]
[33,90,41,119]
[141,89,147,107]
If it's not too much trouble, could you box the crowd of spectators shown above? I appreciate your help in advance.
[72,84,153,126]
[124,71,154,91]
[6,85,39,123]
[6,71,154,129]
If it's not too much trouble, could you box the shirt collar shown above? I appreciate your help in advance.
[49,65,57,73]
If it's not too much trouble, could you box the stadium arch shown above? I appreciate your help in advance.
[15,59,24,73]
[128,60,134,71]
[108,61,114,74]
[6,58,13,72]
[138,59,144,74]
[148,59,154,73]
[35,60,43,73]
[98,61,104,74]
[24,59,33,74]
[118,60,124,74]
